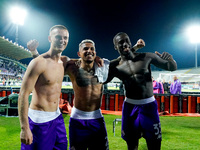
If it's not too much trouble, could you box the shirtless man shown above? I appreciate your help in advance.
[66,39,110,150]
[67,39,142,150]
[106,32,177,150]
[18,25,69,149]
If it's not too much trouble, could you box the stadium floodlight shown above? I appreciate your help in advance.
[186,25,200,68]
[9,6,27,44]
[9,6,27,25]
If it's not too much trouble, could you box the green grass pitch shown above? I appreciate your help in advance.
[0,114,200,150]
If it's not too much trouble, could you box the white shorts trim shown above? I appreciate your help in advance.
[125,96,155,105]
[70,107,103,120]
[28,107,61,123]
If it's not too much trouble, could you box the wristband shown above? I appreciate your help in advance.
[132,45,139,51]
[30,50,39,55]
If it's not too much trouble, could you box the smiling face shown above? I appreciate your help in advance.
[78,41,96,64]
[49,27,69,53]
[113,33,132,57]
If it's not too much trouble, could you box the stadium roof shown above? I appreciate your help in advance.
[0,36,32,60]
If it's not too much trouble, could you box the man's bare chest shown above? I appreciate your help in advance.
[75,68,99,87]
[40,63,64,84]
[117,61,144,74]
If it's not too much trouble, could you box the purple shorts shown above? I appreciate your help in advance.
[121,99,162,142]
[69,117,109,150]
[21,114,68,150]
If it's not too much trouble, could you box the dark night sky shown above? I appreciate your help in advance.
[1,0,200,70]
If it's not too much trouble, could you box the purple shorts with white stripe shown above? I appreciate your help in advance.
[21,114,67,150]
[121,100,162,142]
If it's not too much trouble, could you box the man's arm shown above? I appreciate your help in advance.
[18,58,44,145]
[27,39,40,58]
[152,51,177,71]
[131,39,145,52]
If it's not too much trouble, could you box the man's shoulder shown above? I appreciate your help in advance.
[27,56,46,73]
[139,52,154,57]
[31,55,45,63]
[61,55,70,61]
[110,58,120,66]
[65,59,79,70]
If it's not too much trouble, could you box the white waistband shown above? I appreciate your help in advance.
[28,107,61,123]
[70,107,103,120]
[125,96,155,105]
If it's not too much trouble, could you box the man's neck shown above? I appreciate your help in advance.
[120,52,136,61]
[80,61,94,72]
[47,49,62,61]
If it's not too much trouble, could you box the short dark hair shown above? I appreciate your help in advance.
[49,25,68,35]
[113,32,128,44]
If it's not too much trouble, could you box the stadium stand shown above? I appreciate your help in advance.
[0,36,32,86]
[0,36,32,60]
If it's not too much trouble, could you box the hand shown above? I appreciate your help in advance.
[95,56,104,67]
[136,39,145,48]
[75,59,81,67]
[27,39,39,53]
[155,51,173,61]
[20,128,33,145]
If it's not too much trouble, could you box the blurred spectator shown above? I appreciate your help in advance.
[2,77,6,86]
[168,81,171,92]
[170,75,182,94]
[152,77,159,93]
[158,78,164,94]
[162,79,169,94]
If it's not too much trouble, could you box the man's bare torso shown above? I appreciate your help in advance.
[110,53,161,99]
[30,55,64,112]
[66,60,103,111]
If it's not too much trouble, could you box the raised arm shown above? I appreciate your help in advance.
[18,58,44,145]
[131,39,145,52]
[27,39,40,58]
[151,51,177,71]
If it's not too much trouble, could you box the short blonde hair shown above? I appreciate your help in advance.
[79,39,95,48]
[49,25,68,35]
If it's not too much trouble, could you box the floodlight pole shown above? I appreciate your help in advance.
[195,44,198,68]
[15,24,18,44]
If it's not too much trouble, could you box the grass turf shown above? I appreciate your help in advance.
[0,115,200,150]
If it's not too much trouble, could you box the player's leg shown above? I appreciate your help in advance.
[21,118,56,150]
[140,100,162,150]
[121,101,141,150]
[88,117,109,150]
[54,114,68,150]
[146,139,161,150]
[126,138,139,150]
[69,118,88,150]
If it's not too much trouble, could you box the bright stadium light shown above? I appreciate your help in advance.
[9,7,27,25]
[9,6,27,44]
[186,25,200,68]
